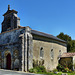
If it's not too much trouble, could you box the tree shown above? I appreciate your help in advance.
[57,32,75,52]
[57,32,71,42]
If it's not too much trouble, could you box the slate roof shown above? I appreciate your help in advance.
[31,30,66,43]
[0,25,66,43]
[61,53,75,58]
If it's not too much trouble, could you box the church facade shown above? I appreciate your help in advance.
[0,5,67,71]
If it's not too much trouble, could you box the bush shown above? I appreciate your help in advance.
[39,66,46,72]
[29,68,34,73]
[33,68,38,73]
[29,66,47,73]
[64,67,69,72]
[64,67,72,72]
[57,64,64,71]
[53,69,58,72]
[57,64,72,73]
[68,62,73,70]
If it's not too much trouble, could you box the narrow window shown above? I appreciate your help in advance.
[51,49,54,60]
[40,47,44,58]
[7,18,11,28]
[59,50,61,56]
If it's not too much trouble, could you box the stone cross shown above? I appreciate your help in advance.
[8,5,10,10]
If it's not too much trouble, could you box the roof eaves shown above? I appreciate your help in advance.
[31,30,66,43]
[0,27,25,35]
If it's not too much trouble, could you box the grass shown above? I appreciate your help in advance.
[37,72,75,75]
[37,72,62,75]
[67,72,75,75]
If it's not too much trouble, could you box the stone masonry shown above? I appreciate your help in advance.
[0,5,67,71]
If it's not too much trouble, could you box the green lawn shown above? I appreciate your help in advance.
[37,72,75,75]
[67,73,75,75]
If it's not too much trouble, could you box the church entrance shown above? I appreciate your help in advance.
[6,53,11,69]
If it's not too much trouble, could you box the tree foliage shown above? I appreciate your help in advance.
[57,32,75,52]
[57,32,71,42]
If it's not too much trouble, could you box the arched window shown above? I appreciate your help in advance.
[7,18,11,28]
[51,49,54,60]
[40,47,44,58]
[14,50,19,59]
[59,50,61,56]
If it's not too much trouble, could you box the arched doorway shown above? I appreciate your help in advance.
[6,53,11,69]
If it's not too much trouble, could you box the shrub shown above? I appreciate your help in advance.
[64,67,69,72]
[29,68,34,73]
[53,69,58,72]
[33,68,38,73]
[63,67,72,72]
[57,64,64,71]
[38,66,46,72]
[68,62,73,70]
[29,66,47,73]
[57,64,72,73]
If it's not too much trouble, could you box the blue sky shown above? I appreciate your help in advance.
[0,0,75,39]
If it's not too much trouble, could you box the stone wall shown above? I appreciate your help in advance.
[20,27,33,72]
[0,26,67,71]
[0,28,25,45]
[73,56,75,70]
[33,35,67,71]
[0,27,33,72]
[2,10,20,32]
[0,28,25,71]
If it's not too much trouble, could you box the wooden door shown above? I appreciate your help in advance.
[6,53,11,69]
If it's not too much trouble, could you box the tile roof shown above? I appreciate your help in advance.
[31,30,66,43]
[0,27,25,35]
[61,53,75,58]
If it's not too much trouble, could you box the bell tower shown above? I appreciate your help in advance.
[1,5,20,33]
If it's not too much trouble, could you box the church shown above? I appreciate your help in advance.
[0,5,67,72]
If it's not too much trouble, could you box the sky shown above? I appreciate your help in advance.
[0,0,75,39]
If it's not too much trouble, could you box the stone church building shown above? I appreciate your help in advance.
[0,5,67,72]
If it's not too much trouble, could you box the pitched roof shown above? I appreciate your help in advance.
[0,26,66,43]
[0,27,25,35]
[3,9,18,16]
[61,53,75,58]
[31,30,66,43]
